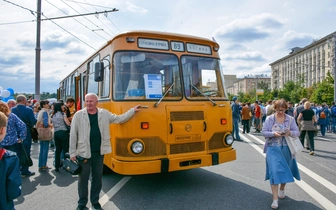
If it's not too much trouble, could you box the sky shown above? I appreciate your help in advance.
[0,0,336,94]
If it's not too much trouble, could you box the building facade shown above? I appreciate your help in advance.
[227,75,271,96]
[270,31,336,90]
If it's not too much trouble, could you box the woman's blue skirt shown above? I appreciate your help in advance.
[265,145,301,184]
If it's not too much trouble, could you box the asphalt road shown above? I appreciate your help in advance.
[14,128,336,210]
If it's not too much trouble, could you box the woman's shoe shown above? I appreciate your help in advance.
[279,190,285,199]
[309,151,314,155]
[271,200,278,209]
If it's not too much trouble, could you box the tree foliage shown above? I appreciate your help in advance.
[229,73,335,105]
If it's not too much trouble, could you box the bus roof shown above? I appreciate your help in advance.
[60,30,219,84]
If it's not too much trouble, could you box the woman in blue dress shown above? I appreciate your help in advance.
[262,99,301,209]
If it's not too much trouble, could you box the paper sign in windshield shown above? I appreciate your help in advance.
[144,74,162,99]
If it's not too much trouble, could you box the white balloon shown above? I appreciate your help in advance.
[1,90,10,98]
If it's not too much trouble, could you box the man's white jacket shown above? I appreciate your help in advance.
[69,107,135,159]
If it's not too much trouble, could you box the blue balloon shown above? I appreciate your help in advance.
[6,88,14,95]
[2,97,9,102]
[7,96,14,100]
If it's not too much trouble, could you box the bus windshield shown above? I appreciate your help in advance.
[113,51,226,101]
[113,51,182,100]
[182,56,226,99]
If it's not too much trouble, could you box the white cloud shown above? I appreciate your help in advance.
[222,51,266,62]
[125,2,148,14]
[272,30,314,52]
[213,13,285,42]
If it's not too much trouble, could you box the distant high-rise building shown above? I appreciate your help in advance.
[270,31,336,90]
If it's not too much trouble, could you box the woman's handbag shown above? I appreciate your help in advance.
[20,143,33,167]
[37,127,53,140]
[285,117,304,155]
[63,158,81,175]
[285,135,304,155]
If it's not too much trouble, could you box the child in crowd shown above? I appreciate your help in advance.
[0,112,22,210]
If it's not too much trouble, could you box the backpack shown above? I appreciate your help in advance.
[320,109,326,119]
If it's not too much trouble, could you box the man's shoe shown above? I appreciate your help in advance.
[21,171,35,177]
[92,203,102,210]
[76,205,88,210]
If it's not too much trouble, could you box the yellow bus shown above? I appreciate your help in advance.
[58,30,236,175]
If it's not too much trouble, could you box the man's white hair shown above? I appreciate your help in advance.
[85,93,98,100]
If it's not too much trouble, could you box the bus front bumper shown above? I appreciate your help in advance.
[110,149,236,175]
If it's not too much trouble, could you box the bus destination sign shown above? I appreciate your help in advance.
[186,43,211,54]
[138,38,169,50]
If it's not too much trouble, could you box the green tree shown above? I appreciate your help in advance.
[310,71,334,104]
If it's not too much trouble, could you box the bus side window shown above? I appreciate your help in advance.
[87,56,99,96]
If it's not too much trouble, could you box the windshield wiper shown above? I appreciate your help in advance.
[190,84,217,106]
[154,83,175,108]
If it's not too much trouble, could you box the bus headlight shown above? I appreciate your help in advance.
[131,141,144,154]
[224,134,234,145]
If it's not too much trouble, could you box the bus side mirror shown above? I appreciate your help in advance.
[94,62,104,82]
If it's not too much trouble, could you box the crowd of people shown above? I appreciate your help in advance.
[0,93,140,210]
[232,98,336,138]
[0,95,76,209]
[231,97,336,209]
[1,93,335,210]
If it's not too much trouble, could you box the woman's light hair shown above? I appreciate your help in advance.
[0,111,7,128]
[0,101,10,116]
[273,99,288,110]
[304,101,311,109]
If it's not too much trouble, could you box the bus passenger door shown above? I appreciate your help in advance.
[77,72,86,110]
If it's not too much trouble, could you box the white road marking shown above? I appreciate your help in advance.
[241,132,336,209]
[89,176,132,210]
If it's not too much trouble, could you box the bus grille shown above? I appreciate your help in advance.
[170,142,205,154]
[116,137,166,157]
[170,111,204,121]
[209,132,225,150]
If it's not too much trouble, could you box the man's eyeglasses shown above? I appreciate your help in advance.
[276,109,285,112]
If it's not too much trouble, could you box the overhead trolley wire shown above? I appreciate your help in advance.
[46,0,108,41]
[63,0,116,10]
[84,0,121,32]
[60,0,113,38]
[3,0,118,50]
[41,13,96,50]
[76,0,115,36]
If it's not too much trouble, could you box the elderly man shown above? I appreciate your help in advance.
[11,95,37,177]
[69,93,140,210]
[7,99,16,109]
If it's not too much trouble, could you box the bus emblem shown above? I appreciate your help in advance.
[185,124,192,132]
